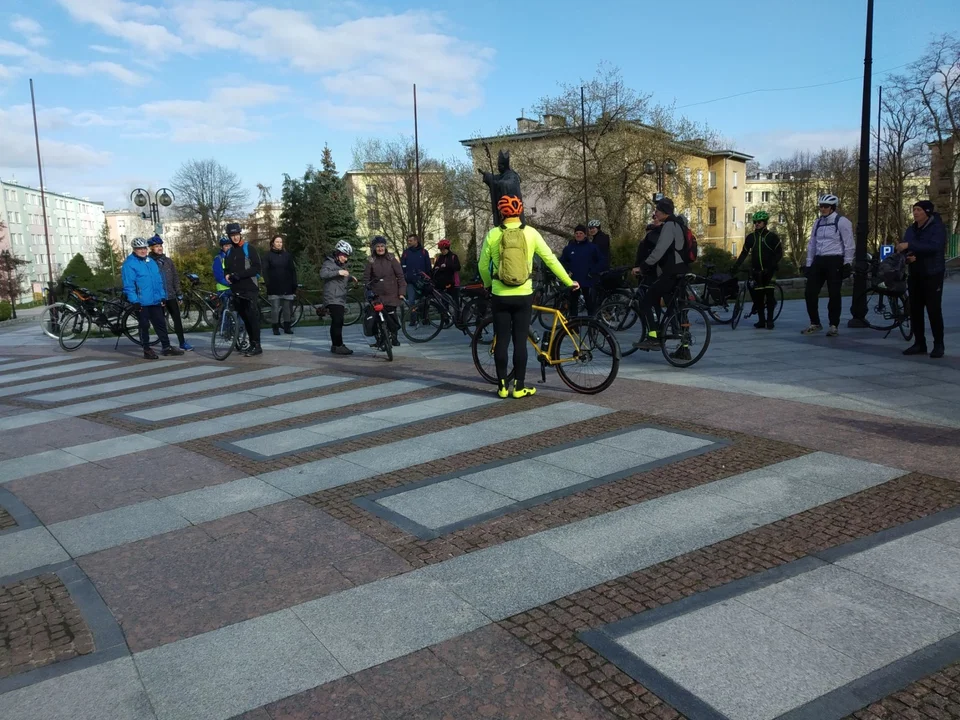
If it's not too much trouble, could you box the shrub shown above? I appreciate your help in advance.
[0,302,12,321]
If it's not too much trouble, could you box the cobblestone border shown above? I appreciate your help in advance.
[581,507,960,720]
[0,488,38,536]
[0,562,126,694]
[494,473,960,719]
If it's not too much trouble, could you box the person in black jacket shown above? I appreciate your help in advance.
[897,200,947,358]
[261,235,298,335]
[587,220,611,272]
[732,211,783,329]
[432,238,461,303]
[148,235,192,350]
[223,222,263,356]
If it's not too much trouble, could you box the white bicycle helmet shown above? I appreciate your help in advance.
[131,237,149,249]
[818,194,839,207]
[587,219,601,228]
[334,240,353,256]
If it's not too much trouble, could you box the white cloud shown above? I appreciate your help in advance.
[0,108,111,169]
[741,129,862,164]
[89,61,143,85]
[89,44,123,54]
[10,16,47,47]
[56,0,182,54]
[0,40,142,85]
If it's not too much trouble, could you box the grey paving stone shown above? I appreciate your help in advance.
[916,518,960,549]
[526,400,617,422]
[292,573,488,674]
[231,428,330,457]
[159,477,292,525]
[257,457,375,496]
[364,393,494,422]
[212,408,289,430]
[144,419,236,444]
[272,379,435,415]
[699,471,850,516]
[0,448,87,484]
[0,359,116,385]
[125,402,211,422]
[775,451,906,492]
[343,441,447,473]
[463,459,592,501]
[0,408,65,430]
[135,609,345,720]
[0,526,70,577]
[617,599,865,720]
[0,356,79,373]
[303,414,383,439]
[49,500,191,557]
[738,564,960,671]
[0,361,182,398]
[243,374,352,397]
[27,365,220,402]
[594,427,713,459]
[420,537,603,620]
[0,657,155,720]
[536,443,649,478]
[64,435,166,462]
[188,392,262,409]
[377,479,515,529]
[837,534,960,613]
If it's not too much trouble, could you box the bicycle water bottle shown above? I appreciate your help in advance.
[540,330,551,352]
[529,329,540,345]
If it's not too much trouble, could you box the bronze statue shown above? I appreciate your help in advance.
[479,150,524,225]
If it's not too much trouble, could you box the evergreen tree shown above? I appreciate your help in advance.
[0,250,29,318]
[61,253,96,286]
[94,221,123,282]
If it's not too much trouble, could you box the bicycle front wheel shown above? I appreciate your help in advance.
[552,318,619,394]
[181,298,205,332]
[40,303,77,339]
[343,299,364,326]
[661,305,711,368]
[401,299,444,343]
[897,294,913,341]
[212,311,239,361]
[730,284,746,330]
[771,284,785,321]
[856,290,898,331]
[57,311,91,351]
[378,319,393,361]
[471,316,499,384]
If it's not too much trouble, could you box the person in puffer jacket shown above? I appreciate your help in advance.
[122,237,182,359]
[320,240,357,355]
[897,200,947,358]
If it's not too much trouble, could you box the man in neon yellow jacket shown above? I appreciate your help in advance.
[479,195,579,399]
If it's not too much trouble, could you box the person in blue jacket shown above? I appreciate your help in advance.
[121,237,183,359]
[400,233,431,322]
[897,200,947,358]
[560,224,603,315]
[212,236,232,292]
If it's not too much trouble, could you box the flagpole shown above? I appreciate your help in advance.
[30,78,55,296]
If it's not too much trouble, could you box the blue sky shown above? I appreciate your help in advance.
[0,0,957,211]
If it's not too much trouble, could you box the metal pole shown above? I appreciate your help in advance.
[581,86,589,221]
[873,85,882,250]
[849,0,874,326]
[29,79,55,298]
[413,84,422,241]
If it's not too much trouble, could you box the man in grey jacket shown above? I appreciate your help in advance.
[632,197,689,351]
[148,235,192,351]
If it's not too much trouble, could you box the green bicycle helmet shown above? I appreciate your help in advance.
[751,211,770,223]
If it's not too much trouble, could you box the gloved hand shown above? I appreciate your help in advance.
[132,303,142,314]
[176,294,183,302]
[804,265,814,279]
[842,263,852,280]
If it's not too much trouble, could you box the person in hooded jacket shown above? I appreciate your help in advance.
[122,238,183,359]
[432,239,461,303]
[147,235,192,351]
[320,240,358,355]
[222,222,263,357]
[897,200,947,358]
[560,224,603,315]
[262,234,298,335]
[363,236,406,347]
[587,220,611,271]
[633,214,663,282]
[732,211,783,329]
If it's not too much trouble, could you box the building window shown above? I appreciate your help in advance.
[696,207,703,225]
[732,207,738,223]
[779,190,786,200]
[733,171,739,188]
[365,185,378,203]
[744,191,753,203]
[708,171,717,188]
[731,242,737,256]
[708,207,717,225]
[778,213,786,223]
[696,169,704,199]
[761,191,771,203]
[366,209,380,230]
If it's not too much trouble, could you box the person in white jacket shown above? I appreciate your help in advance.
[801,194,854,337]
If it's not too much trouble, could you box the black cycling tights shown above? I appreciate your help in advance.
[492,295,534,389]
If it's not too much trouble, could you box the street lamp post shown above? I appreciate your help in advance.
[131,188,174,237]
[643,159,678,204]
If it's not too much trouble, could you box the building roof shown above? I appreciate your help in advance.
[0,178,104,204]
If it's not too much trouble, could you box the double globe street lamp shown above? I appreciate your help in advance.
[643,159,677,204]
[130,188,175,236]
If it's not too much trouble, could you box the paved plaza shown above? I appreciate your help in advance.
[0,288,958,720]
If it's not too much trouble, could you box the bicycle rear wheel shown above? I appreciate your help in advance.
[121,308,162,346]
[771,284,785,321]
[552,318,619,394]
[40,303,78,339]
[343,299,363,326]
[897,294,913,341]
[597,297,640,357]
[289,298,305,327]
[730,283,747,330]
[471,316,498,384]
[57,311,91,351]
[856,290,898,331]
[378,319,393,361]
[212,311,239,361]
[181,298,205,332]
[660,305,711,368]
[401,298,445,342]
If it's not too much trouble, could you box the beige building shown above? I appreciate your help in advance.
[461,117,751,254]
[344,163,446,255]
[105,210,190,256]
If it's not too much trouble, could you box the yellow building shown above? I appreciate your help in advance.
[343,163,446,255]
[461,117,751,254]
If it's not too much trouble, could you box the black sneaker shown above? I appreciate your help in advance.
[631,337,660,351]
[754,320,765,329]
[332,345,353,355]
[143,348,159,360]
[243,344,263,357]
[765,321,775,330]
[162,346,184,356]
[930,344,945,359]
[391,337,400,347]
[903,344,928,356]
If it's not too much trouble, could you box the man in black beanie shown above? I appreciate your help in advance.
[896,199,947,358]
[632,197,691,352]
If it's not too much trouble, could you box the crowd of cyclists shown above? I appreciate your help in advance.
[112,190,947,382]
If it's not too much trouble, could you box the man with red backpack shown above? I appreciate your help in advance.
[632,197,694,351]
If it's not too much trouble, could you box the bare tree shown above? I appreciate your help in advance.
[768,152,819,269]
[897,34,960,234]
[351,137,448,256]
[246,183,278,247]
[171,159,249,248]
[445,158,490,271]
[0,249,29,318]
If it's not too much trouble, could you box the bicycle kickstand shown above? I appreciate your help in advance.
[539,359,547,384]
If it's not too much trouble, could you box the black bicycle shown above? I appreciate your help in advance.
[364,284,394,361]
[210,292,250,361]
[56,282,155,351]
[400,272,489,343]
[852,253,912,341]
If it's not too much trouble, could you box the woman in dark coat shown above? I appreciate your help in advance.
[897,200,947,358]
[261,235,298,334]
[362,236,406,346]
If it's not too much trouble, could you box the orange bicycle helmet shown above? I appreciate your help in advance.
[497,195,523,218]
